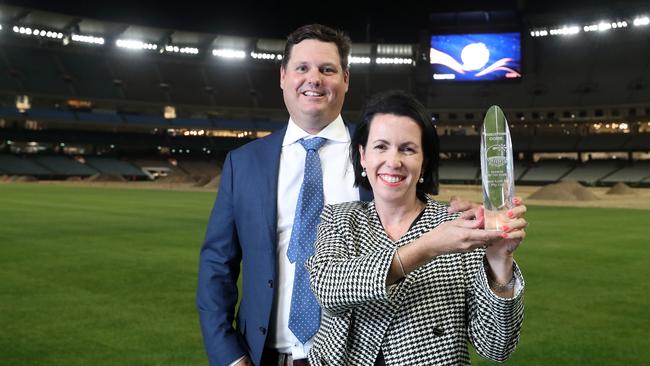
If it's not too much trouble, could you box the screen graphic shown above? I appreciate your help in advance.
[430,32,521,81]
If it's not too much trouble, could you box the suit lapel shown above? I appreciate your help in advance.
[359,187,373,202]
[258,127,286,246]
[258,123,372,248]
[346,122,374,203]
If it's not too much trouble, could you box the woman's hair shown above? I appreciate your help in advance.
[350,90,439,195]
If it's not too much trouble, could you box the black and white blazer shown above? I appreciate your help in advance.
[306,197,525,366]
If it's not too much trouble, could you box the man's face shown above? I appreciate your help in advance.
[280,39,349,133]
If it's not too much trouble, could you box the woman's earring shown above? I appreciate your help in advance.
[418,177,424,183]
[361,168,367,178]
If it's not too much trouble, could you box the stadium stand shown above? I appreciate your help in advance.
[247,66,284,110]
[177,159,222,178]
[561,160,623,185]
[57,50,120,100]
[519,160,575,184]
[32,155,99,176]
[600,160,650,185]
[0,154,53,176]
[26,107,76,122]
[203,62,255,109]
[439,160,479,183]
[624,133,650,150]
[74,110,124,124]
[109,56,167,103]
[0,3,648,186]
[577,134,631,152]
[157,60,213,106]
[2,45,71,96]
[514,161,530,180]
[529,135,579,152]
[439,135,480,153]
[84,157,148,178]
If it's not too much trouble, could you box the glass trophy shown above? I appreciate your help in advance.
[480,105,515,231]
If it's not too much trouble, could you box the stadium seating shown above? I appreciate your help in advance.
[203,62,255,109]
[157,61,213,106]
[32,155,99,176]
[2,45,70,96]
[439,160,479,182]
[600,161,650,185]
[247,66,284,109]
[0,4,648,187]
[57,50,121,100]
[561,160,622,185]
[519,160,575,183]
[514,161,530,180]
[0,154,53,176]
[84,157,148,178]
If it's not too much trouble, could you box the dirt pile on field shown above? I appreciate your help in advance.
[203,174,221,189]
[12,175,38,182]
[528,181,599,201]
[193,175,212,187]
[86,174,126,182]
[606,182,637,195]
[155,174,196,184]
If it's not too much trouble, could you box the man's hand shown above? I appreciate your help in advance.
[234,356,254,366]
[447,196,481,219]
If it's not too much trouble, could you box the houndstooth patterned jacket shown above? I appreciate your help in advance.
[305,197,524,366]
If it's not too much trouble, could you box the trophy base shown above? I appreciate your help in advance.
[484,208,506,231]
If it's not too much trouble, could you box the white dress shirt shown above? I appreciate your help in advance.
[269,115,359,359]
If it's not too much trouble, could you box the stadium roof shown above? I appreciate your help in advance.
[3,0,648,43]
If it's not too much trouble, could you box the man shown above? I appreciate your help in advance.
[196,24,372,366]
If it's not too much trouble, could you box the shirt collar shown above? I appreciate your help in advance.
[282,115,349,147]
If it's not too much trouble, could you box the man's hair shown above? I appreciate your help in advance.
[282,24,351,71]
[350,90,440,196]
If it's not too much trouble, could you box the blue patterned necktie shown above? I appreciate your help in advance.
[287,137,327,343]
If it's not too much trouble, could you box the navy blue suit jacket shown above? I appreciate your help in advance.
[196,125,372,366]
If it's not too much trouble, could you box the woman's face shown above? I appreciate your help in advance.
[359,113,424,206]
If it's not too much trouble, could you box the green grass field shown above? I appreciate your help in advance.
[1,184,648,365]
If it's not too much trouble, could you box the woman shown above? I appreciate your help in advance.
[306,91,527,366]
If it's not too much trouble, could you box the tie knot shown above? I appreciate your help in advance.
[299,137,327,152]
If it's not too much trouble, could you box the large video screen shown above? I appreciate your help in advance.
[430,32,521,82]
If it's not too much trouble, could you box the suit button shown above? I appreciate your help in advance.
[259,327,267,335]
[268,280,273,288]
[433,327,445,336]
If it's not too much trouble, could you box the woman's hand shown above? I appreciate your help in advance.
[486,197,528,259]
[484,197,528,289]
[388,197,527,285]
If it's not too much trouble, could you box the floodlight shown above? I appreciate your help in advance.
[350,56,371,64]
[633,16,649,26]
[376,57,413,65]
[116,39,158,51]
[71,34,105,45]
[212,49,246,59]
[598,22,612,31]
